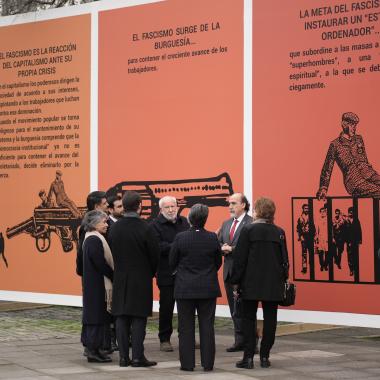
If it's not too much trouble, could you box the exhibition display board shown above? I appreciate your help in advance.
[0,15,91,295]
[0,0,379,326]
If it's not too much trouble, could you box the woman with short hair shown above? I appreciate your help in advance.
[169,204,222,372]
[230,197,289,369]
[81,210,114,363]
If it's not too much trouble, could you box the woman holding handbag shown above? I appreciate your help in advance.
[230,197,289,369]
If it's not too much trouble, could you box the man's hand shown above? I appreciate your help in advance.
[316,188,327,200]
[221,243,233,255]
[232,284,240,299]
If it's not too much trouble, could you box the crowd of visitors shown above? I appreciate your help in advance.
[77,190,289,370]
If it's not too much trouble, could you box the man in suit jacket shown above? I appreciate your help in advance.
[218,193,253,352]
[107,195,124,227]
[108,191,159,367]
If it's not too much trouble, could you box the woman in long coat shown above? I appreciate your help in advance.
[230,197,289,369]
[169,203,222,372]
[82,210,114,363]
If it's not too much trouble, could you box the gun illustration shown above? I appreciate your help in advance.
[6,206,86,253]
[106,172,234,220]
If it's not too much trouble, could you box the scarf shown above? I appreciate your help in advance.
[83,231,114,312]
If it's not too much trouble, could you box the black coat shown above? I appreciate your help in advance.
[230,222,288,302]
[169,227,222,299]
[108,215,159,317]
[150,214,190,287]
[76,225,85,276]
[82,235,113,324]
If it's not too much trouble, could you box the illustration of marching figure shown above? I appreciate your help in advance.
[332,208,345,270]
[296,203,315,274]
[293,112,380,284]
[3,172,233,267]
[314,207,329,272]
[345,207,362,278]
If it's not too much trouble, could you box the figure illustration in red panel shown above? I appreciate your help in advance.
[314,207,329,272]
[296,204,315,274]
[317,112,380,200]
[345,206,362,277]
[332,208,345,270]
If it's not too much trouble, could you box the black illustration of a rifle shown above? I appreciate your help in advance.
[6,207,86,253]
[5,172,233,257]
[106,172,234,220]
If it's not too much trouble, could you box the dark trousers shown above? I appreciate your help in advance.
[243,300,278,358]
[81,324,105,351]
[115,316,147,360]
[347,242,359,279]
[225,282,244,345]
[333,240,344,267]
[177,298,216,370]
[318,250,328,270]
[158,285,175,343]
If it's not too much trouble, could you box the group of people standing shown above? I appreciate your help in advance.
[76,190,289,371]
[297,203,362,277]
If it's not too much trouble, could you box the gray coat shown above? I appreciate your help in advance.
[218,213,253,281]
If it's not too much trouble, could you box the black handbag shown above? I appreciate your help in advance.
[277,228,296,307]
[280,282,296,307]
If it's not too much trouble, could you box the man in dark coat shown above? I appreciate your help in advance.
[296,203,315,274]
[218,193,253,352]
[345,206,362,279]
[150,195,189,352]
[109,191,160,367]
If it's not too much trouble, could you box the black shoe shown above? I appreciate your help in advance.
[83,347,89,357]
[180,367,194,371]
[226,344,244,352]
[100,348,113,355]
[260,357,271,368]
[111,340,119,352]
[236,357,254,369]
[119,357,131,367]
[87,350,112,363]
[131,357,157,367]
[204,367,213,371]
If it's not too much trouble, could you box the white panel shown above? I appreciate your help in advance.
[1,291,379,328]
[243,0,252,204]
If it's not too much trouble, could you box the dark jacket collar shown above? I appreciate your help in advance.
[158,213,183,225]
[189,226,205,231]
[124,211,140,218]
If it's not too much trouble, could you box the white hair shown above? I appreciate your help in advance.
[159,196,177,209]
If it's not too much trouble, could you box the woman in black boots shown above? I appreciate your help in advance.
[230,197,289,369]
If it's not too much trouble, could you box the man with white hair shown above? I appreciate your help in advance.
[151,196,190,352]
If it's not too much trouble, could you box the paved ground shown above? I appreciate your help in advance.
[0,305,379,379]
